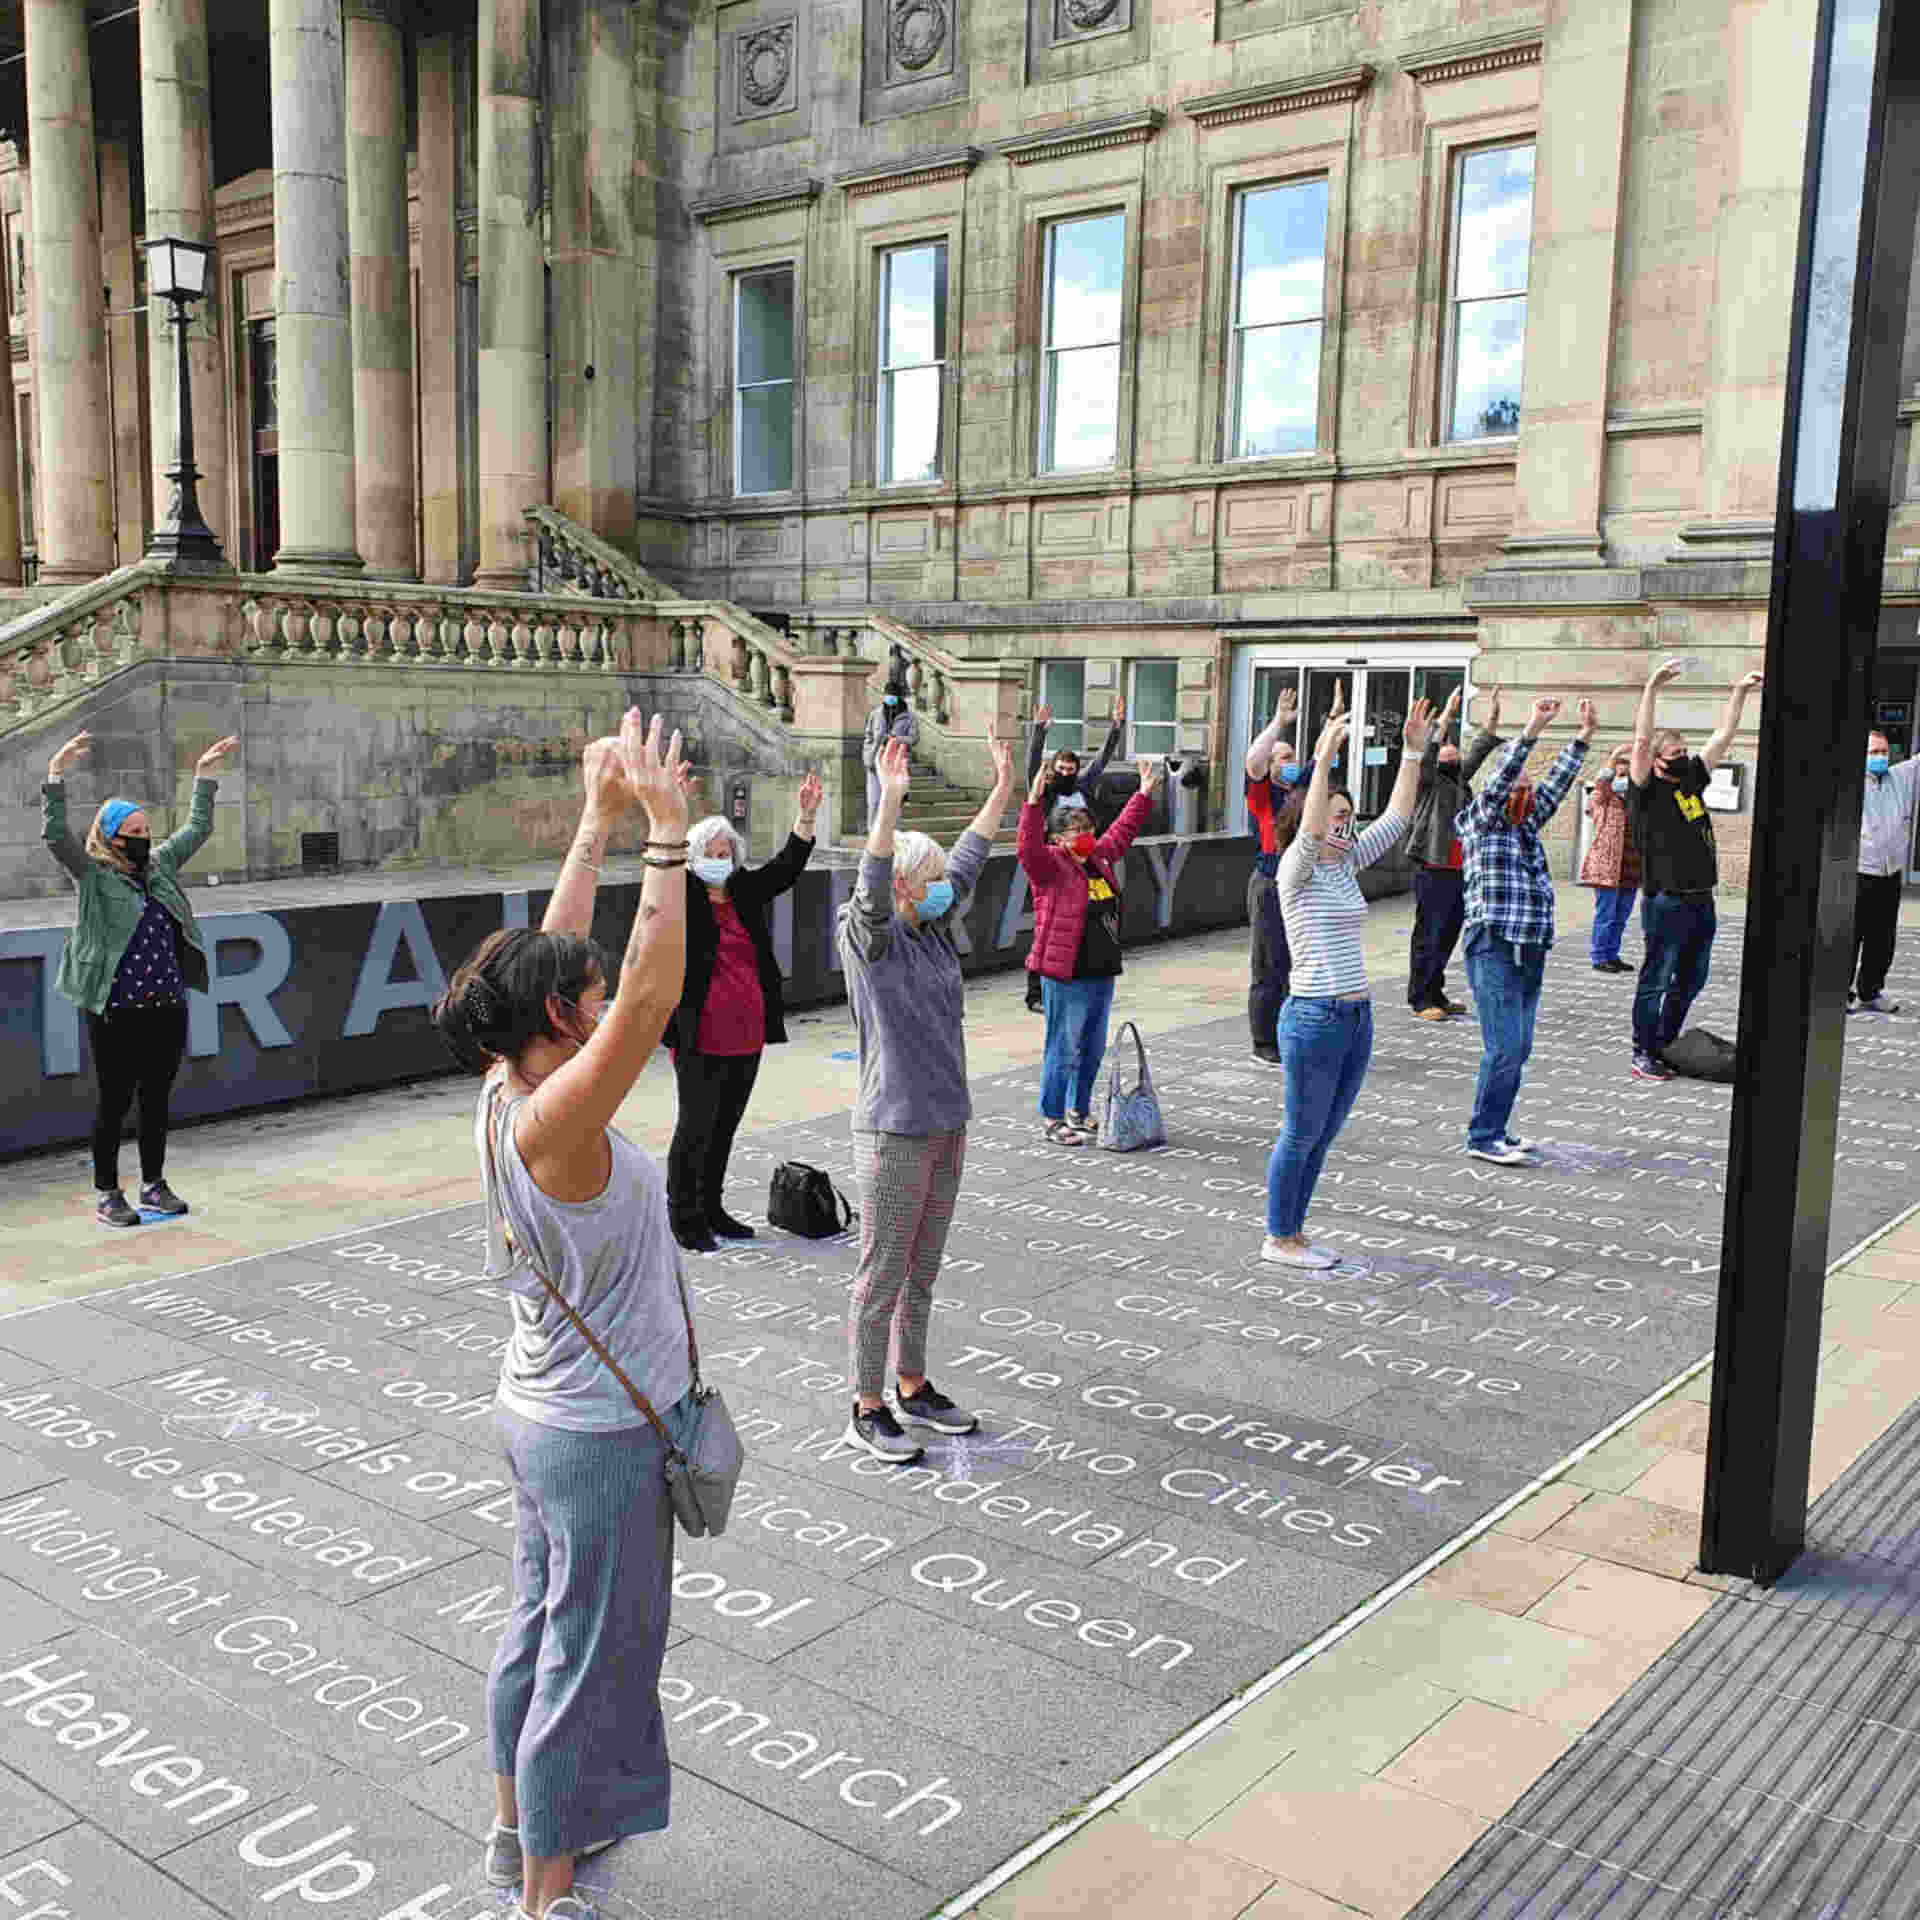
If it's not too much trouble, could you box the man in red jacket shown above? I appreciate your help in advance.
[1018,759,1164,1145]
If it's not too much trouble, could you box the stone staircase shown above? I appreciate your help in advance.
[897,752,1018,844]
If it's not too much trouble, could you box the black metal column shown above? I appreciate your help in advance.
[1701,0,1920,1581]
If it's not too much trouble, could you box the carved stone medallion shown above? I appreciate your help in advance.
[889,0,948,70]
[737,21,795,111]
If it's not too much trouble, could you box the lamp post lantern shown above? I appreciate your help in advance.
[144,236,227,575]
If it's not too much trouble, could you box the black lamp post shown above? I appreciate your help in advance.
[144,235,227,575]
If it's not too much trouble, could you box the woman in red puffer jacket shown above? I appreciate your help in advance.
[1017,758,1163,1146]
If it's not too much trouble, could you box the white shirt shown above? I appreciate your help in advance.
[1861,759,1920,877]
[1277,811,1410,997]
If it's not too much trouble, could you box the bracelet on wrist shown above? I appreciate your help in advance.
[643,838,690,850]
[641,854,688,869]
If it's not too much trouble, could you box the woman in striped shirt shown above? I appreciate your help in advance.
[1264,687,1433,1270]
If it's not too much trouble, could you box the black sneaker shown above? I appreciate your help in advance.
[844,1401,924,1462]
[709,1211,757,1241]
[1251,1046,1282,1066]
[1631,1052,1674,1082]
[96,1189,141,1228]
[139,1180,189,1217]
[672,1221,719,1254]
[891,1380,978,1435]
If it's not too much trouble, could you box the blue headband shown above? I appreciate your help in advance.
[100,799,143,839]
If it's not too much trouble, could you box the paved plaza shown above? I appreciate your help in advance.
[1,898,1918,1918]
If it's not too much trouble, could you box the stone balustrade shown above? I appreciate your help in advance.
[525,505,675,602]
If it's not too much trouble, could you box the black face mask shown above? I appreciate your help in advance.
[120,837,151,873]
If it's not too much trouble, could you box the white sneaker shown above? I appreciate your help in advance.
[1502,1135,1534,1153]
[1467,1143,1535,1167]
[1260,1238,1336,1269]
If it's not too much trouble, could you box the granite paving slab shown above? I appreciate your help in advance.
[5,934,1918,1917]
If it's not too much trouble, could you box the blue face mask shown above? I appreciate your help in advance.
[692,855,732,887]
[1277,762,1306,786]
[884,694,900,707]
[1868,754,1891,777]
[916,879,954,920]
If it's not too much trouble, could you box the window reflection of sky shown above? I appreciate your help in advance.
[1233,180,1327,457]
[882,244,947,483]
[1046,213,1125,468]
[1049,214,1125,349]
[1448,144,1533,440]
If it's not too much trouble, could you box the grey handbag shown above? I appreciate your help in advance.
[1096,1020,1167,1152]
[484,1092,745,1536]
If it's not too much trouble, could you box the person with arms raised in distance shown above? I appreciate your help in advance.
[1404,684,1504,1022]
[1018,754,1162,1145]
[41,728,240,1228]
[665,770,824,1251]
[838,732,1017,1462]
[1244,683,1309,1063]
[1580,742,1641,974]
[1850,727,1920,1013]
[1627,659,1763,1080]
[432,712,697,1920]
[1022,693,1124,1009]
[1260,685,1432,1270]
[1455,696,1596,1166]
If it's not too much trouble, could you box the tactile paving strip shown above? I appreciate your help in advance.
[1410,1398,1920,1917]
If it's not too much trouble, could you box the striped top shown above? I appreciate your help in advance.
[1277,810,1410,998]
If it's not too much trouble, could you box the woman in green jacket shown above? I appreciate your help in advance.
[42,728,240,1227]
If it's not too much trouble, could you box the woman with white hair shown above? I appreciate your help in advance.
[837,733,1015,1462]
[665,772,824,1252]
[40,727,240,1228]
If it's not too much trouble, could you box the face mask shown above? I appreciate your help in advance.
[692,855,732,887]
[884,694,900,707]
[1277,762,1305,786]
[120,837,151,873]
[1869,755,1891,777]
[1064,831,1096,860]
[1054,765,1080,785]
[1612,774,1631,792]
[915,879,954,920]
[1326,817,1355,850]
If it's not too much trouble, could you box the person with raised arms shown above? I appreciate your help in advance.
[433,710,696,1920]
[1260,685,1432,1270]
[838,731,1017,1462]
[1403,685,1504,1021]
[1454,695,1596,1166]
[1626,658,1764,1080]
[1021,694,1124,1009]
[1244,683,1307,1063]
[41,727,241,1227]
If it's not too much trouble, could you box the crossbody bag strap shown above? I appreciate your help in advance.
[483,1086,684,1458]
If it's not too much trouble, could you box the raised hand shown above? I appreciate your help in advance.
[988,734,1015,790]
[1483,685,1502,729]
[48,732,90,778]
[1649,658,1686,688]
[1034,703,1052,731]
[1526,697,1561,738]
[1275,686,1297,720]
[1439,687,1461,733]
[877,736,912,799]
[1314,685,1349,760]
[797,770,825,818]
[620,711,689,834]
[195,735,241,776]
[1029,764,1051,805]
[1402,697,1436,753]
[1736,670,1765,694]
[1112,694,1126,727]
[1576,698,1598,740]
[583,727,638,820]
[1138,757,1164,795]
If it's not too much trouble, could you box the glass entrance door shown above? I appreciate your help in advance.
[249,318,279,572]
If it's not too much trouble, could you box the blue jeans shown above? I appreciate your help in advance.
[1266,997,1373,1237]
[1635,893,1716,1056]
[1040,975,1117,1119]
[1464,930,1546,1150]
[1590,885,1636,964]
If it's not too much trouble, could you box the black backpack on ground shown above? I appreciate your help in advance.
[1662,1028,1738,1083]
[768,1162,856,1238]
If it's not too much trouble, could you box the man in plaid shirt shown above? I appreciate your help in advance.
[1454,695,1596,1165]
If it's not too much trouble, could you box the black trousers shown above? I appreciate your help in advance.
[1247,869,1291,1050]
[668,1049,763,1229]
[1853,870,1904,1000]
[1408,866,1467,1010]
[86,1003,188,1192]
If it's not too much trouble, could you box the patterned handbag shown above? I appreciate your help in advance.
[1096,1020,1167,1153]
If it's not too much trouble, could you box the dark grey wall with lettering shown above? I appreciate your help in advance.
[2,833,1399,1158]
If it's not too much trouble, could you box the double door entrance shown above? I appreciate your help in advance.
[1229,649,1475,833]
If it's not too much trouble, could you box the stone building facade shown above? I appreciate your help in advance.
[0,0,1914,886]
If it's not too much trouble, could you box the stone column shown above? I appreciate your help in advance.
[25,0,114,584]
[100,136,147,564]
[345,1,415,577]
[417,31,461,582]
[1498,2,1633,570]
[1679,0,1820,556]
[549,0,639,545]
[268,0,363,573]
[141,0,231,560]
[477,0,548,590]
